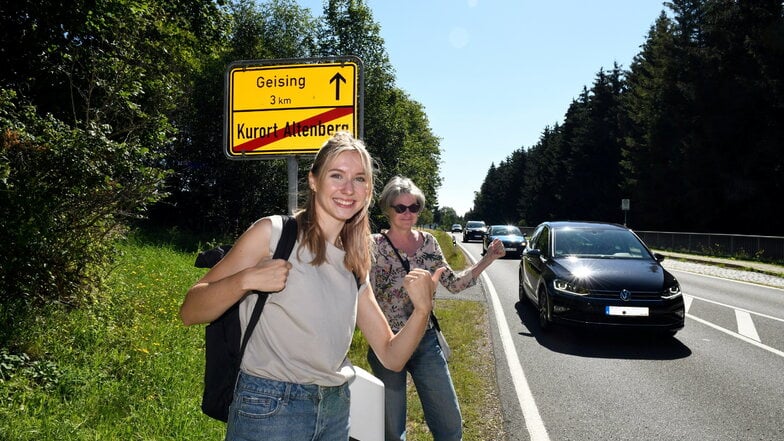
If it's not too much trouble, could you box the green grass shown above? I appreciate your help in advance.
[0,229,500,440]
[1,238,226,440]
[347,229,502,440]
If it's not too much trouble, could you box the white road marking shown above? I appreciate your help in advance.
[681,292,782,358]
[465,250,551,441]
[684,294,693,313]
[687,313,784,359]
[735,310,761,342]
[684,292,784,323]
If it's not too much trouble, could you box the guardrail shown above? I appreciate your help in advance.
[515,226,783,263]
[634,231,784,262]
[450,225,783,263]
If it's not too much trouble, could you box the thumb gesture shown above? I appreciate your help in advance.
[431,267,446,285]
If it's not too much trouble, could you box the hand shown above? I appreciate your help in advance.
[404,267,446,312]
[486,238,506,259]
[244,258,292,293]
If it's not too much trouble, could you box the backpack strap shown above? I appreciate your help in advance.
[238,215,298,360]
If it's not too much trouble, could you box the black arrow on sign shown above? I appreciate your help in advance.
[330,73,346,100]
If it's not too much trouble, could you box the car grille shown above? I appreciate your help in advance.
[589,289,663,300]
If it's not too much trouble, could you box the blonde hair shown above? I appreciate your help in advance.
[296,132,375,280]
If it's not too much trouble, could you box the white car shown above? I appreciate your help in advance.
[451,224,463,233]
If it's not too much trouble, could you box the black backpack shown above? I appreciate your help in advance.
[194,215,298,422]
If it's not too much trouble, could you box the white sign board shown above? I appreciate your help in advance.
[349,366,385,441]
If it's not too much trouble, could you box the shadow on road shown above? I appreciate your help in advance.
[514,301,692,360]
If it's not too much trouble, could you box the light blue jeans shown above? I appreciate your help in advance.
[367,327,463,441]
[225,371,350,441]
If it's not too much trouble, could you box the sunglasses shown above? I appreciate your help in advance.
[392,203,422,214]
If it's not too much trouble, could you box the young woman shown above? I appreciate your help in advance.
[180,133,444,441]
[369,176,505,441]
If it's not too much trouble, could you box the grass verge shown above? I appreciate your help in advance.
[0,229,502,440]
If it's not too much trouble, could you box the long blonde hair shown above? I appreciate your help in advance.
[296,132,374,280]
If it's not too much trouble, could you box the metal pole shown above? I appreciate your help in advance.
[287,156,298,215]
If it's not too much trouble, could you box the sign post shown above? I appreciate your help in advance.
[223,57,363,214]
[621,199,630,226]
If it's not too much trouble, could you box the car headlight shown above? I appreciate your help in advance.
[554,279,590,296]
[662,283,682,299]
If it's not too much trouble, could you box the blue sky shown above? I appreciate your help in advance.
[299,0,668,216]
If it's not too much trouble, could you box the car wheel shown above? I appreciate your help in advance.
[537,289,551,331]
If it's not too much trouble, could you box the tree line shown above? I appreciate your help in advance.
[1,0,781,312]
[467,0,782,237]
[0,0,441,309]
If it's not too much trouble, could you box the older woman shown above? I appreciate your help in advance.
[369,176,505,441]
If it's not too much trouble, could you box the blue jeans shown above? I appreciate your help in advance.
[367,327,462,441]
[225,371,350,441]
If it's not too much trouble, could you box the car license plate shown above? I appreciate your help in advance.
[504,247,517,252]
[606,306,649,316]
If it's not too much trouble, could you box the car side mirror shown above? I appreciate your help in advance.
[654,253,665,262]
[524,249,542,258]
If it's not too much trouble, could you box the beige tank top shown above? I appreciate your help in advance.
[238,215,363,386]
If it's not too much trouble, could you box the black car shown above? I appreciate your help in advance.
[483,225,527,258]
[462,220,487,242]
[519,221,684,336]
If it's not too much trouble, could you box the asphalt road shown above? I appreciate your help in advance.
[453,238,784,441]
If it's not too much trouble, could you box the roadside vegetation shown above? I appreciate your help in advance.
[3,1,781,438]
[0,228,502,440]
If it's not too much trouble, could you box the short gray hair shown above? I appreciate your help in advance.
[378,176,426,215]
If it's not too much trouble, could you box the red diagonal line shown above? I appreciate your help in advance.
[233,107,354,153]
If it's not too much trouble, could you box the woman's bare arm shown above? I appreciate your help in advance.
[179,218,292,325]
[357,267,445,371]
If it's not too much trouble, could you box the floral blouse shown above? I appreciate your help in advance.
[371,231,477,331]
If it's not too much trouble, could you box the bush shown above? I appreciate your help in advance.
[0,89,168,309]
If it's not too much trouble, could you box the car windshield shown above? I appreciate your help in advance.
[491,226,522,236]
[466,222,485,228]
[553,228,651,259]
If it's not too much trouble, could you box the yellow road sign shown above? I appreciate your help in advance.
[224,57,363,158]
